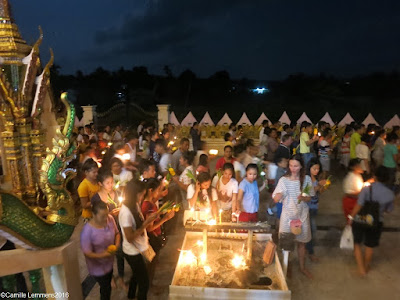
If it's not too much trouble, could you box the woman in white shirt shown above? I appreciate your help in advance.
[172,151,195,209]
[342,159,364,221]
[110,157,133,190]
[119,180,158,300]
[212,163,238,222]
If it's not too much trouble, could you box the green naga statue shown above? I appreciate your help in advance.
[0,0,79,250]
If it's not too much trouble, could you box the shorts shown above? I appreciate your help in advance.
[239,212,258,222]
[343,196,357,220]
[319,157,330,172]
[352,222,383,248]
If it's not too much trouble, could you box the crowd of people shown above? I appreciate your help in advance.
[73,120,399,299]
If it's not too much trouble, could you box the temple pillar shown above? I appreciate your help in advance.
[30,129,44,191]
[16,118,36,200]
[1,130,24,197]
[81,105,97,127]
[157,104,170,131]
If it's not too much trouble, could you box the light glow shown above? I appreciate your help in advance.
[209,149,218,155]
[122,153,131,161]
[200,253,207,264]
[180,250,197,267]
[203,265,212,275]
[207,219,217,225]
[231,254,246,269]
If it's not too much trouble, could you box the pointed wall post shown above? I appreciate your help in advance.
[157,104,170,131]
[81,105,97,126]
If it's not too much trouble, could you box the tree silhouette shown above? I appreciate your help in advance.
[163,65,174,78]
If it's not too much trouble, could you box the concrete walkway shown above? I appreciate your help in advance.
[78,158,400,300]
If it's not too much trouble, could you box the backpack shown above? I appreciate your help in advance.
[353,185,379,229]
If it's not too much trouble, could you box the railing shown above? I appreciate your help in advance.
[0,242,82,300]
[175,125,263,139]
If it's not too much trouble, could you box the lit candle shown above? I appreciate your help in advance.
[190,207,195,221]
[107,142,112,147]
[209,149,218,155]
[203,265,212,275]
[118,196,123,203]
[219,209,223,224]
[122,153,131,161]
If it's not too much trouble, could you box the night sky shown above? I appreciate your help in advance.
[12,0,400,79]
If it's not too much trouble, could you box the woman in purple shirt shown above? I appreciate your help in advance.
[81,201,120,300]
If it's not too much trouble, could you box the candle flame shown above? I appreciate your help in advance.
[118,196,123,203]
[122,153,131,161]
[196,240,203,247]
[231,254,246,269]
[180,250,197,266]
[203,265,212,275]
[207,219,217,225]
[107,142,112,147]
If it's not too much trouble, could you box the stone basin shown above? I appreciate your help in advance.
[169,231,291,300]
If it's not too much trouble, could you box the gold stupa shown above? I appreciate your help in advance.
[0,0,31,64]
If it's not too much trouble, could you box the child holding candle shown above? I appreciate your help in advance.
[110,157,133,192]
[78,159,100,221]
[236,164,260,222]
[91,169,120,218]
[187,172,218,219]
[212,163,238,222]
[305,158,327,262]
[141,178,175,253]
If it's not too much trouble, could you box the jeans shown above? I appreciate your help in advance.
[305,209,318,255]
[301,153,315,168]
[92,270,113,300]
[124,253,149,300]
[116,227,125,278]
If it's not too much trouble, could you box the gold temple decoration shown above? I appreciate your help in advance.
[0,0,52,202]
[0,0,31,63]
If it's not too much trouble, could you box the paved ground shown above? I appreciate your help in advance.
[78,158,400,300]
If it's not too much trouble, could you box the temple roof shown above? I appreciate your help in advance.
[0,0,31,64]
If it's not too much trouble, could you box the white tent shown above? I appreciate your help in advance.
[338,113,355,127]
[199,111,215,126]
[169,111,180,126]
[217,113,233,125]
[180,111,197,126]
[362,113,379,126]
[74,116,84,127]
[297,112,312,124]
[384,114,400,129]
[254,112,271,126]
[237,112,252,125]
[279,111,291,125]
[319,112,335,126]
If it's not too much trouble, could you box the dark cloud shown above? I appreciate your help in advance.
[12,0,400,78]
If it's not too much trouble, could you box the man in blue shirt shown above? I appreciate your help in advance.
[349,166,394,276]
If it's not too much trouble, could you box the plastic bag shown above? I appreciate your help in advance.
[340,225,354,250]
